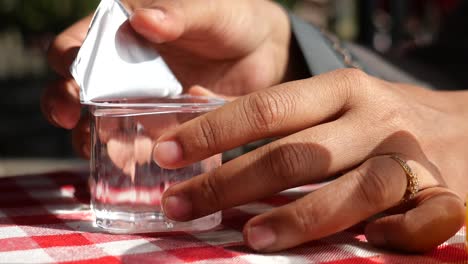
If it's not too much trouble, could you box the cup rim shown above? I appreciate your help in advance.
[85,95,226,109]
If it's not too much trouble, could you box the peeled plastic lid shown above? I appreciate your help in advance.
[70,0,182,104]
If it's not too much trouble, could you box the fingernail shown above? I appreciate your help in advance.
[365,226,386,247]
[151,8,166,21]
[163,195,192,220]
[154,141,183,166]
[247,225,276,251]
[130,8,167,43]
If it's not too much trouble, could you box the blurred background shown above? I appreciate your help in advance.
[0,0,466,170]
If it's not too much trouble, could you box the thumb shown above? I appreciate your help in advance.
[365,188,464,253]
[128,0,217,44]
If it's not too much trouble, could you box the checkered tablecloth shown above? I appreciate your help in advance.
[0,171,466,264]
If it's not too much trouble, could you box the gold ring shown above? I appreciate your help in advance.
[390,155,420,202]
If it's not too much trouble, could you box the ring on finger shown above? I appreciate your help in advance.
[390,155,420,202]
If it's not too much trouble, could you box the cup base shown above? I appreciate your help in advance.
[93,209,222,234]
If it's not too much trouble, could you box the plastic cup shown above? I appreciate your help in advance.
[88,95,224,233]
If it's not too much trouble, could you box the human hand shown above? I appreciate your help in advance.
[154,69,467,253]
[42,0,291,157]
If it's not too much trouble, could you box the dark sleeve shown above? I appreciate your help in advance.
[289,14,431,88]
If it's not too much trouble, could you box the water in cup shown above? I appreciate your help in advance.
[88,98,223,233]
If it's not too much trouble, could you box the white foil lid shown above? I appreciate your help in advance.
[70,0,182,103]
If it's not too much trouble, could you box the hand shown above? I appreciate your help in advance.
[154,69,466,253]
[41,0,293,157]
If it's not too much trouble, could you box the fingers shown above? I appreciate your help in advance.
[128,0,280,58]
[129,0,240,44]
[45,15,91,129]
[47,15,92,77]
[41,79,81,129]
[161,118,384,222]
[154,69,366,169]
[241,155,434,252]
[365,188,464,253]
[128,0,187,44]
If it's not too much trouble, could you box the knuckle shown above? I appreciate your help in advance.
[339,68,369,86]
[265,144,306,186]
[244,90,291,133]
[334,68,371,100]
[194,115,220,153]
[199,171,224,212]
[376,98,409,129]
[354,160,392,209]
[376,107,406,132]
[292,205,319,235]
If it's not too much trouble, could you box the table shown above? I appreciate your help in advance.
[0,169,466,263]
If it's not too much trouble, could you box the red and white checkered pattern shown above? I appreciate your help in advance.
[0,171,466,264]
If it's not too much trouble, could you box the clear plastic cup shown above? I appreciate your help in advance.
[87,95,224,233]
